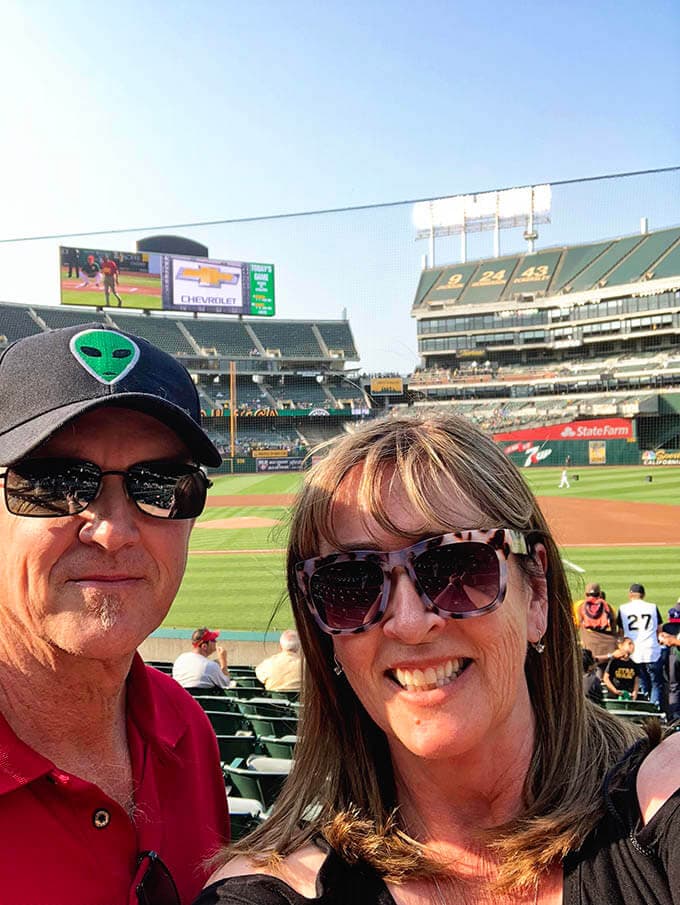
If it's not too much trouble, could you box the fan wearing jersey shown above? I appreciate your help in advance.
[616,584,663,707]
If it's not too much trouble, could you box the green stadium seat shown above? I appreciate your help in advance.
[246,714,299,738]
[193,696,239,713]
[237,699,294,718]
[269,690,300,703]
[224,756,291,811]
[216,734,263,764]
[259,735,297,759]
[204,711,252,735]
[227,797,265,840]
[232,676,266,690]
[222,685,265,700]
[602,698,660,714]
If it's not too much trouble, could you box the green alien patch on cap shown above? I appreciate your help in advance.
[69,329,140,384]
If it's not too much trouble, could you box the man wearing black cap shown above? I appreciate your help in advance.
[617,583,664,708]
[173,626,231,694]
[659,603,680,721]
[0,325,228,903]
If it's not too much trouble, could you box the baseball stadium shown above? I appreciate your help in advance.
[2,169,680,843]
[2,173,680,655]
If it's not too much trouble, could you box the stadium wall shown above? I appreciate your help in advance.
[495,417,640,467]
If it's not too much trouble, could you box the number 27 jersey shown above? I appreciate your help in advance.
[617,601,662,662]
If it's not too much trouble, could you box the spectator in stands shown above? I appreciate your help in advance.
[575,583,618,677]
[173,627,231,694]
[0,324,228,903]
[582,648,603,706]
[617,583,664,707]
[198,413,676,905]
[603,638,640,700]
[255,629,302,692]
[659,603,680,721]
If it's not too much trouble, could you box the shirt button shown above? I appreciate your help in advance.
[92,808,111,829]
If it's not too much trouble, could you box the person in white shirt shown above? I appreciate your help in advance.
[255,629,302,692]
[616,583,664,707]
[172,627,231,695]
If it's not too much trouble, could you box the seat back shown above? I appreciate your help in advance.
[227,797,264,840]
[232,676,266,690]
[246,714,299,738]
[237,699,293,718]
[204,711,252,735]
[224,757,290,811]
[216,734,262,764]
[193,696,238,713]
[260,735,297,759]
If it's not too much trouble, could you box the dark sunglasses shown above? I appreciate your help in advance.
[135,850,180,905]
[295,528,530,635]
[0,458,211,520]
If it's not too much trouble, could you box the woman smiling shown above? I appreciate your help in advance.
[196,414,679,905]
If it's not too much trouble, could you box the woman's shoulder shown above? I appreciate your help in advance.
[195,841,391,905]
[637,727,680,824]
[205,845,327,900]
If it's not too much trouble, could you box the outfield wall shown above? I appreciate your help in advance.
[493,416,680,468]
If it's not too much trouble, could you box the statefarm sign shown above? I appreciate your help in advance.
[493,418,633,444]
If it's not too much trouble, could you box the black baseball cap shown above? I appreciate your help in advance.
[629,583,645,595]
[0,323,221,467]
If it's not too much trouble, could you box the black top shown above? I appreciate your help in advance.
[605,656,640,693]
[196,738,680,905]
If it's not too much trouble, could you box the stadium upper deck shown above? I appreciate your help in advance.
[412,226,680,370]
[0,304,359,366]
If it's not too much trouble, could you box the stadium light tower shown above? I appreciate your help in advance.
[413,184,551,264]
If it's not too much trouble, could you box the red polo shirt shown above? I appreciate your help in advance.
[0,654,229,905]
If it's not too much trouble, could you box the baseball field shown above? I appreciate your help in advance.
[166,466,680,632]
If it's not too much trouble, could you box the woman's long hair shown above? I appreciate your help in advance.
[223,413,640,891]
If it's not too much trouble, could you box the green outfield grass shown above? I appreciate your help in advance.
[162,467,680,631]
[523,466,680,505]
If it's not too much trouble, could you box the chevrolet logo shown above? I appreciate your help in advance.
[176,266,240,288]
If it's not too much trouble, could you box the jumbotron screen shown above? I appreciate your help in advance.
[59,246,275,316]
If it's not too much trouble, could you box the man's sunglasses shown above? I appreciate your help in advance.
[0,458,211,520]
[295,528,530,635]
[135,850,180,905]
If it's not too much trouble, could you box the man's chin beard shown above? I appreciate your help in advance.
[86,594,123,631]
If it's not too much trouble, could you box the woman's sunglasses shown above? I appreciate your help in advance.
[295,528,530,635]
[0,458,211,520]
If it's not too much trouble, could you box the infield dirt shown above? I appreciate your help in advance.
[206,494,679,546]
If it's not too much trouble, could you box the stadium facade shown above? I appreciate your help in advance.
[409,225,680,466]
[1,220,679,471]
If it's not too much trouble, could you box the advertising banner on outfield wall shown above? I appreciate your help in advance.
[642,450,680,465]
[493,418,634,443]
[496,418,639,468]
[60,246,275,316]
[255,458,307,472]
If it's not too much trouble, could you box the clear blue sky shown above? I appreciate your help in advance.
[0,0,677,371]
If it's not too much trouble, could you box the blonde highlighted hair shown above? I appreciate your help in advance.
[222,413,640,891]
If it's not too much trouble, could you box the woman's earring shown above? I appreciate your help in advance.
[531,637,546,654]
[333,655,344,676]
